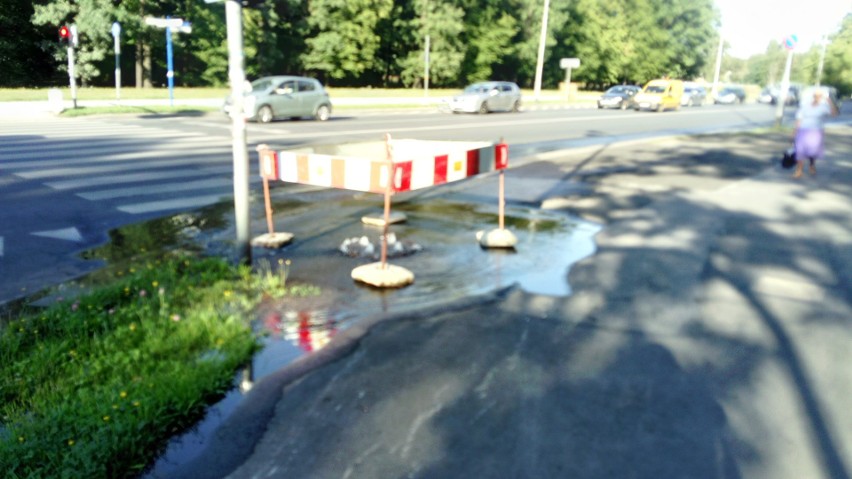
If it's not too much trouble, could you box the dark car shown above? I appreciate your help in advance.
[759,85,800,106]
[714,86,746,104]
[680,83,707,107]
[597,85,641,109]
[223,75,332,123]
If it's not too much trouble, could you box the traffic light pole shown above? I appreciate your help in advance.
[67,45,78,109]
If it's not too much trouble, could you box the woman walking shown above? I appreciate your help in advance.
[793,88,839,178]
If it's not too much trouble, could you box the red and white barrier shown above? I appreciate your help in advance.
[259,139,508,193]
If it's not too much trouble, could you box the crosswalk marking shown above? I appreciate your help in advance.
[0,117,247,216]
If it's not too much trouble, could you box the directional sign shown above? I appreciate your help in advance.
[145,17,184,28]
[560,58,580,69]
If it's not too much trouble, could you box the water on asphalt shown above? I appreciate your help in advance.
[25,189,601,478]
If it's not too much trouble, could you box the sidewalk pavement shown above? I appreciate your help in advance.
[166,125,852,478]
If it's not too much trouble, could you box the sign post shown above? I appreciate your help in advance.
[560,58,580,101]
[775,34,797,127]
[144,16,190,107]
[111,22,121,100]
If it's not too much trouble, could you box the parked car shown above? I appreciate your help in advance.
[448,81,522,114]
[680,83,707,107]
[223,75,332,123]
[633,79,684,112]
[714,86,746,104]
[597,85,641,110]
[759,85,800,106]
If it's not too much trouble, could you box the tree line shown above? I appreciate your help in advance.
[2,0,850,95]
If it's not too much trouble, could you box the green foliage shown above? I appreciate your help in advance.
[823,14,852,95]
[6,0,849,91]
[302,0,394,82]
[0,254,303,478]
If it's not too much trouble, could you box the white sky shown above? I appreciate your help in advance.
[715,0,851,58]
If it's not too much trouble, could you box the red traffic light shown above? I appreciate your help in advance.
[59,25,70,41]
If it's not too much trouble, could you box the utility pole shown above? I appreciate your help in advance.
[533,0,550,101]
[712,34,724,97]
[816,36,827,87]
[424,35,430,97]
[225,0,251,265]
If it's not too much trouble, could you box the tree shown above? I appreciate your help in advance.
[822,14,852,95]
[0,0,56,87]
[301,0,394,83]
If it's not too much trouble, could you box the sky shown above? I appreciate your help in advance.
[714,0,851,58]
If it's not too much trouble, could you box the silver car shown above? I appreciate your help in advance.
[448,81,522,114]
[224,75,332,123]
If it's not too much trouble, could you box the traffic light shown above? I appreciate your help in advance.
[58,25,71,44]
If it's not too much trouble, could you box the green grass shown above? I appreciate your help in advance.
[0,253,309,478]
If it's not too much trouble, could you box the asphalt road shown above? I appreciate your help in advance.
[0,103,782,304]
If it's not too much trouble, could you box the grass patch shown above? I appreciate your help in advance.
[0,254,304,478]
[60,105,219,117]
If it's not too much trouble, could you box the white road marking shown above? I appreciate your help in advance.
[31,227,84,242]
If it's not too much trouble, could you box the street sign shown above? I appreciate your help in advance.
[145,17,184,28]
[560,58,580,69]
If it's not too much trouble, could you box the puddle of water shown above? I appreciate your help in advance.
[14,189,600,477]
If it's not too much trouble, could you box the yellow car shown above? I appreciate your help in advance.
[633,79,684,112]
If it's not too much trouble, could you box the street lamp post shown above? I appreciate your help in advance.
[533,0,550,101]
[225,0,251,265]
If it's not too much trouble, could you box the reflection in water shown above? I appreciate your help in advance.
[261,309,339,353]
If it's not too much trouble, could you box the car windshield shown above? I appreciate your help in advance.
[607,86,628,94]
[644,86,666,93]
[249,79,273,92]
[463,83,492,94]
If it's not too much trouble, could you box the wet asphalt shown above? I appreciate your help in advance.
[160,124,852,479]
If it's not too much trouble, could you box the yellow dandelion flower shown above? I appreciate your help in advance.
[133,401,141,407]
[67,439,75,446]
[112,404,119,410]
[129,323,137,331]
[103,415,110,422]
[120,391,128,398]
[18,437,25,443]
[152,281,159,288]
[130,268,136,273]
[223,290,232,298]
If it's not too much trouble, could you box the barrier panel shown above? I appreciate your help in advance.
[255,135,513,288]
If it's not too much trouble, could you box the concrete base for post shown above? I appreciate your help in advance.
[351,262,414,288]
[476,228,518,249]
[251,232,294,249]
[361,211,407,227]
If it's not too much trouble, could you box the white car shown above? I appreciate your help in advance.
[448,81,522,114]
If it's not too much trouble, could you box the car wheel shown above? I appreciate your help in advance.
[478,102,489,115]
[258,105,274,123]
[512,100,521,112]
[314,104,331,121]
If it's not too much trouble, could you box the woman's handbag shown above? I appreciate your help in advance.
[781,144,796,169]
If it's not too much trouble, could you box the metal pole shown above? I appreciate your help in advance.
[424,35,430,97]
[166,24,174,107]
[533,0,550,101]
[816,37,827,87]
[381,134,393,269]
[67,45,77,109]
[114,32,121,100]
[226,0,251,265]
[712,34,723,97]
[774,49,794,127]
